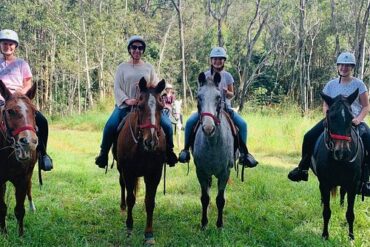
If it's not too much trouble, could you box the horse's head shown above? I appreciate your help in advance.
[136,77,165,152]
[197,72,222,136]
[321,89,358,161]
[0,80,38,163]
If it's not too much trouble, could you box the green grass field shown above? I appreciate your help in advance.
[1,107,370,247]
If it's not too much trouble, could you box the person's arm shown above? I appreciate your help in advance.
[19,77,32,94]
[323,101,329,115]
[352,92,369,125]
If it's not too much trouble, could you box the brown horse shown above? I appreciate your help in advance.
[116,77,166,245]
[0,80,38,236]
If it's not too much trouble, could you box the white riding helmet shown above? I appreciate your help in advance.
[209,47,227,60]
[336,52,356,66]
[127,35,146,52]
[0,29,19,47]
[165,83,173,89]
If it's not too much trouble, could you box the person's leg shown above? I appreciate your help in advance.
[35,111,53,171]
[231,111,258,167]
[359,122,370,196]
[95,107,128,168]
[160,111,178,166]
[288,119,325,182]
[178,113,199,163]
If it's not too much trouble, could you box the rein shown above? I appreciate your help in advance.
[200,112,221,125]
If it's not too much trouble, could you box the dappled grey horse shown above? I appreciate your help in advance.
[192,72,234,229]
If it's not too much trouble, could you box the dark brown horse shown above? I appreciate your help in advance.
[0,80,38,236]
[116,77,166,245]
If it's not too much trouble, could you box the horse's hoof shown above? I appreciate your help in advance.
[29,201,36,212]
[322,233,329,240]
[201,224,207,231]
[144,232,155,245]
[126,228,133,237]
[349,233,354,241]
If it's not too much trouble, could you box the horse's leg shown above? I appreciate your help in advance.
[346,190,356,240]
[143,172,161,245]
[216,174,228,228]
[14,181,27,236]
[0,183,7,234]
[27,177,36,212]
[125,176,136,236]
[320,183,331,240]
[198,174,211,230]
[119,171,126,213]
[340,186,346,207]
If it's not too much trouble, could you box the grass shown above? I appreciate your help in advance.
[1,106,370,247]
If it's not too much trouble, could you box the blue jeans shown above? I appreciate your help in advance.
[183,110,248,148]
[100,106,174,154]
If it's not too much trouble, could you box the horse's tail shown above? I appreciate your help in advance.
[330,186,338,198]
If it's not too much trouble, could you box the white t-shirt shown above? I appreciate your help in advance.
[204,69,234,107]
[322,77,367,117]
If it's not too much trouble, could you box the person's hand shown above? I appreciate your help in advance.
[125,99,138,106]
[352,118,361,126]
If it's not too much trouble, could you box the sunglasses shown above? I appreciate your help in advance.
[130,45,144,51]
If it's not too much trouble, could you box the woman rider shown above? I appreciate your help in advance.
[0,29,53,171]
[95,35,177,168]
[178,47,258,167]
[288,51,370,197]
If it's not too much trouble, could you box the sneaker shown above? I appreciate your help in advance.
[95,152,108,169]
[239,153,258,167]
[178,149,190,163]
[361,182,370,197]
[288,167,308,182]
[39,153,53,171]
[166,149,178,167]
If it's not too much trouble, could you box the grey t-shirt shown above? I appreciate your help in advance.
[204,70,234,107]
[322,77,367,117]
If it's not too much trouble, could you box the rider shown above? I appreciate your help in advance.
[0,29,53,171]
[288,51,370,196]
[162,83,175,114]
[178,47,258,167]
[95,35,178,168]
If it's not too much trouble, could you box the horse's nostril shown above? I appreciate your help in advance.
[19,137,29,145]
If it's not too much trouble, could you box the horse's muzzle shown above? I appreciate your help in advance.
[333,141,351,161]
[14,135,38,163]
[202,123,215,136]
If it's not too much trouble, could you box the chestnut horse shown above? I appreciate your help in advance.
[116,77,166,245]
[0,80,38,236]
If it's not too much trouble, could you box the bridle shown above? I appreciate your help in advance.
[1,103,36,146]
[198,91,223,126]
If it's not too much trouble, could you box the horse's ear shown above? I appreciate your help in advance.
[198,72,206,86]
[139,77,148,92]
[320,91,334,107]
[156,79,166,94]
[213,72,221,87]
[26,82,37,100]
[0,80,12,101]
[346,88,359,105]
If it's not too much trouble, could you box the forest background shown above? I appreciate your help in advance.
[1,0,370,116]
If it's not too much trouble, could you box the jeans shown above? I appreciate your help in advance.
[183,110,248,147]
[100,106,174,154]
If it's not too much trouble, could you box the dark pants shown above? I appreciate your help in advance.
[35,111,49,155]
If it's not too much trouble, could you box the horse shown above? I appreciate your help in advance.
[116,77,166,245]
[311,89,363,240]
[0,80,38,236]
[192,72,234,229]
[172,99,183,147]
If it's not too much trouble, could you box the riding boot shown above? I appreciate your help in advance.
[36,112,53,171]
[288,154,310,182]
[238,140,258,168]
[178,147,191,163]
[95,150,108,169]
[165,136,178,167]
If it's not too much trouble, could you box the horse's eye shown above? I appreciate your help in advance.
[7,109,16,116]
